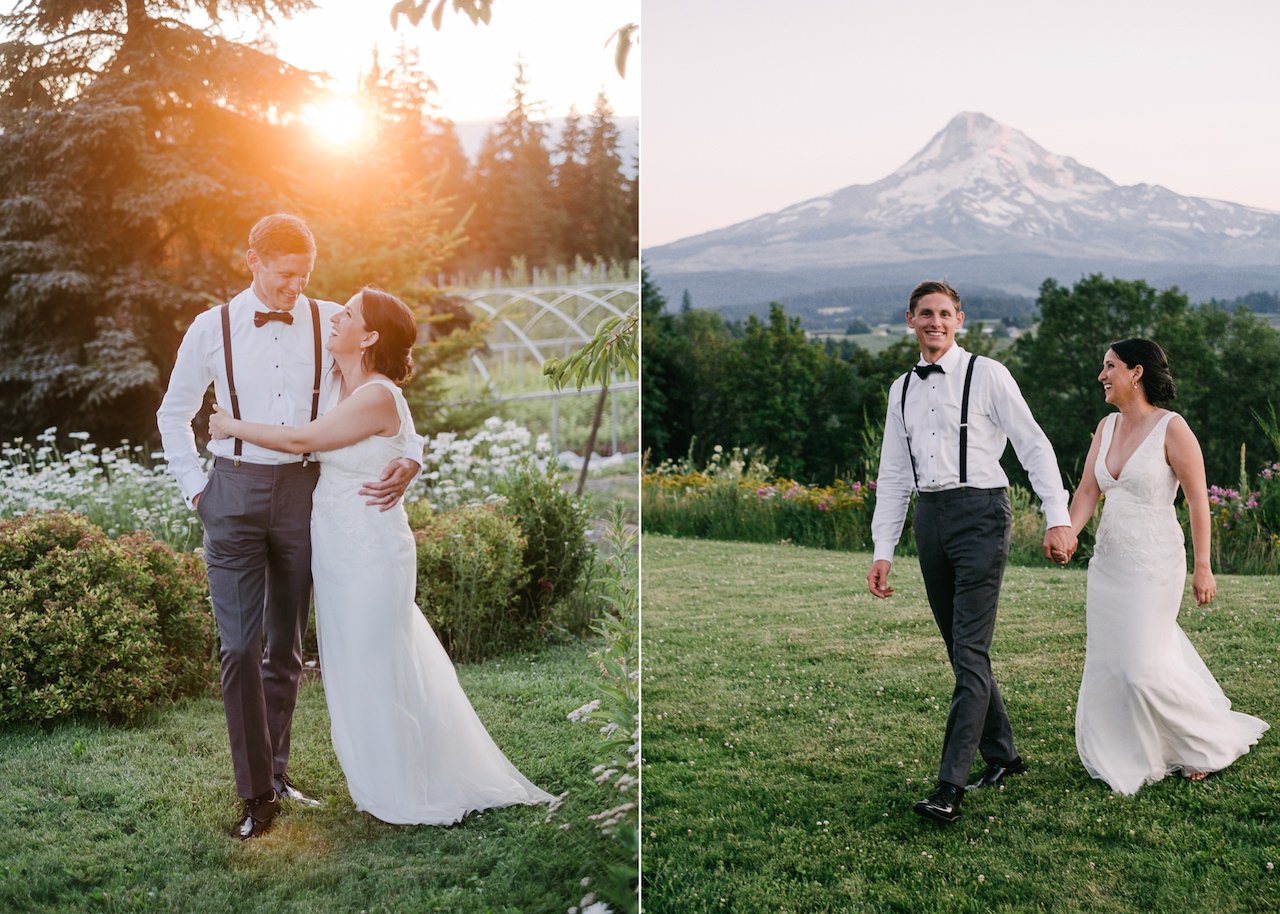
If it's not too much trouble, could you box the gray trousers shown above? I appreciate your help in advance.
[198,457,320,799]
[913,487,1018,787]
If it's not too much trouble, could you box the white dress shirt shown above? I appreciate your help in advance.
[157,286,425,507]
[871,343,1071,563]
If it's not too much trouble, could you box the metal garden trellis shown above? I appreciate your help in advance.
[453,282,640,456]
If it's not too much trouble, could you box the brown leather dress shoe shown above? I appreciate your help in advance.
[275,772,322,807]
[235,789,281,841]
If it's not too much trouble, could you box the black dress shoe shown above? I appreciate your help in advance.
[235,789,281,841]
[913,782,963,824]
[275,772,322,807]
[966,757,1029,791]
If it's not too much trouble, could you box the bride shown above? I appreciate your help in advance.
[1064,338,1267,795]
[210,286,553,824]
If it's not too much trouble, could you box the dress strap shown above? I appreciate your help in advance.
[347,378,408,434]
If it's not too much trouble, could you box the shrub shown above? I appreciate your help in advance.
[411,504,528,662]
[120,531,217,697]
[494,460,594,633]
[0,512,217,724]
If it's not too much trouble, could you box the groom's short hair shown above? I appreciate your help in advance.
[248,214,316,261]
[909,280,961,313]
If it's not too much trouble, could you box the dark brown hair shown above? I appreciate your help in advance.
[359,287,417,384]
[248,214,315,260]
[1110,338,1177,404]
[909,280,961,313]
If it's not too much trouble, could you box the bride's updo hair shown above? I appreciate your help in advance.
[1110,338,1176,404]
[359,287,417,384]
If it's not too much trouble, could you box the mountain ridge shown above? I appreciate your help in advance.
[645,112,1280,311]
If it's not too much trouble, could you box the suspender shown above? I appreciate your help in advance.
[958,354,978,484]
[219,298,322,467]
[900,369,918,490]
[899,354,979,491]
[220,304,243,465]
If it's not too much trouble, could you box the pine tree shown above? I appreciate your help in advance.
[464,59,560,273]
[0,0,319,442]
[581,90,635,264]
[552,105,591,263]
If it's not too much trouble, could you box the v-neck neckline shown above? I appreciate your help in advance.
[1102,411,1167,482]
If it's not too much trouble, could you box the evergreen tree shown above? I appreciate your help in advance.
[0,0,318,442]
[552,105,591,264]
[580,90,635,264]
[465,60,559,273]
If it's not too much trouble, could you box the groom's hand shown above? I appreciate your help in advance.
[1043,526,1077,565]
[867,560,894,598]
[360,458,420,511]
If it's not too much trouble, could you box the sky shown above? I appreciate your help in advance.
[235,0,639,123]
[642,0,1280,247]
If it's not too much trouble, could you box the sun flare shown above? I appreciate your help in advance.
[303,95,369,147]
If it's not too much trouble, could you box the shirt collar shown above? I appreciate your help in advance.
[917,343,968,375]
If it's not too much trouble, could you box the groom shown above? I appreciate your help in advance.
[157,214,422,840]
[866,280,1076,824]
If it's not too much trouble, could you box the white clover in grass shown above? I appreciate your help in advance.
[567,699,601,722]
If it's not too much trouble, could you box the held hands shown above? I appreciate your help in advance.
[867,560,894,599]
[360,457,420,512]
[1192,565,1216,606]
[1043,526,1078,566]
[208,403,235,440]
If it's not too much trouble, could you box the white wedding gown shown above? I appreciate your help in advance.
[1075,411,1268,795]
[310,379,553,824]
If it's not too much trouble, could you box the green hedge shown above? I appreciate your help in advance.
[409,503,528,662]
[0,512,215,724]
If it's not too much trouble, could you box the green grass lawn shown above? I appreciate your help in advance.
[0,642,617,914]
[642,535,1280,913]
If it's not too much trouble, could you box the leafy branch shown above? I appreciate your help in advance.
[542,306,638,391]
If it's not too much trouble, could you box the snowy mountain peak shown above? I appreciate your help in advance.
[646,112,1280,278]
[883,111,1114,215]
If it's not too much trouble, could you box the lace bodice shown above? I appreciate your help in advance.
[1091,411,1183,574]
[312,379,411,503]
[309,379,413,568]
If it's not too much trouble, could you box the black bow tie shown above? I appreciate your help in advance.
[254,310,294,328]
[914,363,944,379]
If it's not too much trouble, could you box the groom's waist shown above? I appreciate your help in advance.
[916,485,1007,503]
[212,456,320,477]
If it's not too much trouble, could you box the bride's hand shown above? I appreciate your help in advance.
[1192,566,1216,606]
[208,403,234,440]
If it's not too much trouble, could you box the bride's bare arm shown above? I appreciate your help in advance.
[209,383,399,454]
[1165,413,1216,605]
[1068,417,1107,538]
